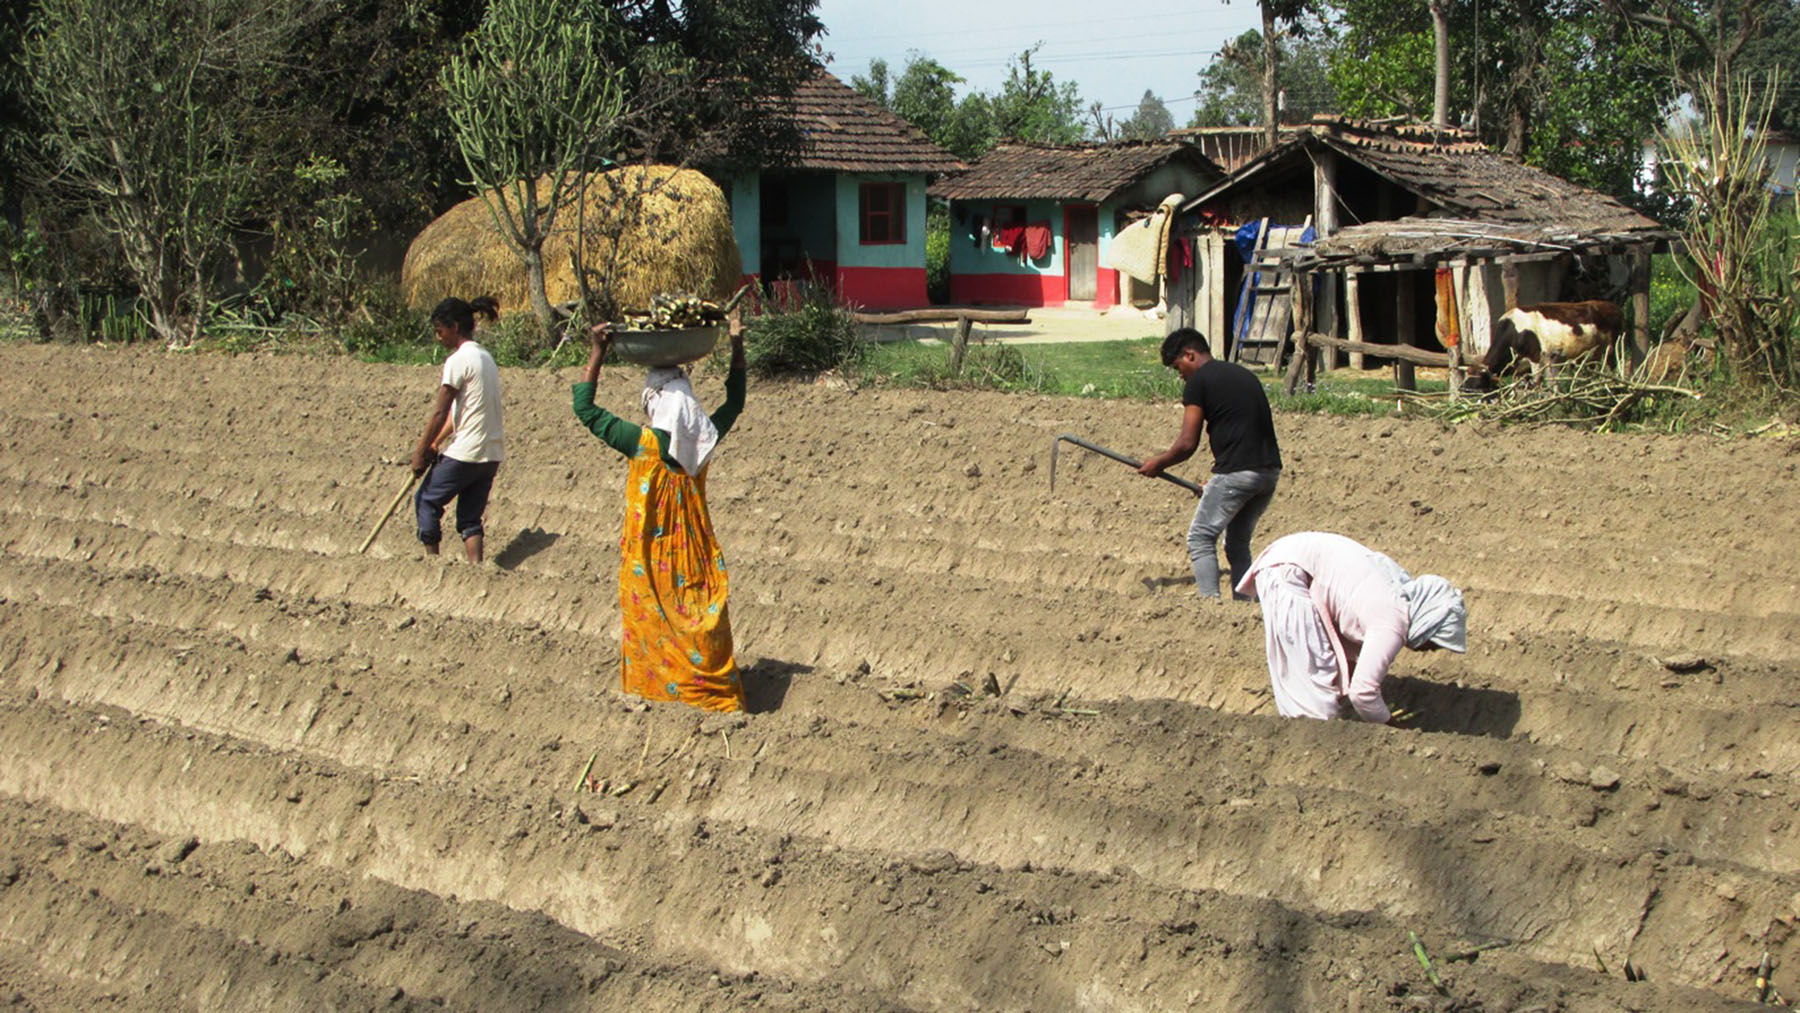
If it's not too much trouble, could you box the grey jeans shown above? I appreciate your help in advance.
[1186,467,1280,598]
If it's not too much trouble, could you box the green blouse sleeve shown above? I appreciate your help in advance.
[572,381,642,457]
[709,365,746,438]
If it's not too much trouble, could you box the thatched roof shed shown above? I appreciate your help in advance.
[400,165,741,313]
[1182,116,1669,245]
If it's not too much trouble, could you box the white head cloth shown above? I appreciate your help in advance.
[1401,575,1467,653]
[641,366,718,475]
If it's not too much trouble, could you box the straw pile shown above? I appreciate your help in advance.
[400,165,742,314]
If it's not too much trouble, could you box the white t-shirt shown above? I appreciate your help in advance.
[440,340,504,463]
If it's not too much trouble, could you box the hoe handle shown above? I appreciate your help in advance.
[1050,434,1204,497]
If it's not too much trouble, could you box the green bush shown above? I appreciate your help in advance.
[338,281,431,361]
[925,202,950,304]
[743,282,863,376]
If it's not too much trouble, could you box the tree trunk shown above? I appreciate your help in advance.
[524,244,556,342]
[1430,0,1450,129]
[1261,1,1279,150]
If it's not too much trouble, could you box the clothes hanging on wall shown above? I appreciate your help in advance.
[993,224,1027,257]
[1023,221,1052,261]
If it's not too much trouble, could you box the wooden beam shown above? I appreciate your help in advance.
[1344,270,1365,370]
[1299,332,1451,368]
[853,309,1030,325]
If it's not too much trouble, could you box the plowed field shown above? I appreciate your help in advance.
[0,342,1796,1010]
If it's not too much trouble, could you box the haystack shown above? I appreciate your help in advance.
[400,165,742,315]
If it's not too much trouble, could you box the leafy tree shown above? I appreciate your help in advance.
[942,92,1000,160]
[24,0,328,346]
[255,0,490,235]
[1221,0,1329,145]
[1328,0,1674,206]
[852,58,891,105]
[606,0,824,175]
[442,0,627,337]
[1119,90,1176,140]
[990,45,1086,145]
[0,0,31,229]
[892,57,967,149]
[1738,0,1800,133]
[1192,31,1339,127]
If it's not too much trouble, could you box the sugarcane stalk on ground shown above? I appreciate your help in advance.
[1409,931,1450,996]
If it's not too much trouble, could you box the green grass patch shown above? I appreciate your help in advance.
[858,335,1443,416]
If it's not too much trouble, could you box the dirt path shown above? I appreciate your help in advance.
[0,343,1795,1010]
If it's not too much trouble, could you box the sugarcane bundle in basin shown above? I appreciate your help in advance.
[400,165,742,318]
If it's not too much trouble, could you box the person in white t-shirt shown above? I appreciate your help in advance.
[410,296,504,562]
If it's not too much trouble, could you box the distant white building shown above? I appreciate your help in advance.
[1640,127,1800,196]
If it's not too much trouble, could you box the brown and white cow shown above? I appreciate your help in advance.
[1466,300,1621,390]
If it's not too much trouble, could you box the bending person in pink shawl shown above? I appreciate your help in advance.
[1235,531,1467,724]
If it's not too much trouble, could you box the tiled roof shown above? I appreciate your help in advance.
[774,68,966,174]
[1185,116,1661,236]
[928,141,1223,202]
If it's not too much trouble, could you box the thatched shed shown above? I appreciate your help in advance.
[401,165,742,314]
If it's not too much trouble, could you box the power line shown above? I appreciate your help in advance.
[825,7,1255,44]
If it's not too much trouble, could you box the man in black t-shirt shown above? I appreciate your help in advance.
[1139,328,1282,599]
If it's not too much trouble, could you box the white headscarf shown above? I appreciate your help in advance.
[1401,575,1467,653]
[641,366,718,475]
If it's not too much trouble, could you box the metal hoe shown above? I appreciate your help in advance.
[1049,434,1204,497]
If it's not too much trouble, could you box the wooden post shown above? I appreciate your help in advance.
[949,315,973,376]
[1312,151,1340,362]
[1447,265,1467,396]
[1272,274,1300,372]
[1394,270,1417,392]
[1344,269,1365,370]
[1630,247,1652,364]
[1284,333,1309,394]
[1501,260,1520,311]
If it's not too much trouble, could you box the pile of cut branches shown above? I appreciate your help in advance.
[1403,364,1701,431]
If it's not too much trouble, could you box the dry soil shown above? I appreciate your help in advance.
[0,343,1796,1011]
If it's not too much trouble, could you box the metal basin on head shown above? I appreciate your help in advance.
[611,326,720,367]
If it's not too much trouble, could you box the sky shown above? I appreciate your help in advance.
[813,0,1265,125]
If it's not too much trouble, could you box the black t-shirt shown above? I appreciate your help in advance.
[1182,358,1282,474]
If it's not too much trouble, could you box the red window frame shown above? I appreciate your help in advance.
[859,182,907,245]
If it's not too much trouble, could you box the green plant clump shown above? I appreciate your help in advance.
[742,283,863,376]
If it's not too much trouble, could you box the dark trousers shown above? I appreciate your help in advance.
[415,456,500,546]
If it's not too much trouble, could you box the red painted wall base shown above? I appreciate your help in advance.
[1093,268,1120,310]
[837,266,927,310]
[949,273,1069,307]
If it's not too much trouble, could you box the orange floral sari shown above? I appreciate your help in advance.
[616,427,743,712]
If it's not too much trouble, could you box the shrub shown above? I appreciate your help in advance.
[742,282,863,376]
[925,202,950,304]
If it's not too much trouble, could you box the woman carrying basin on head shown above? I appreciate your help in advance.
[1235,531,1467,724]
[572,316,748,713]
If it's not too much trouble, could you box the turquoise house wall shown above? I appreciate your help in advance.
[729,176,760,277]
[832,174,928,269]
[945,198,1066,277]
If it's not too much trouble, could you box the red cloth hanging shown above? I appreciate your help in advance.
[1166,236,1193,283]
[992,224,1026,256]
[1023,221,1053,260]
